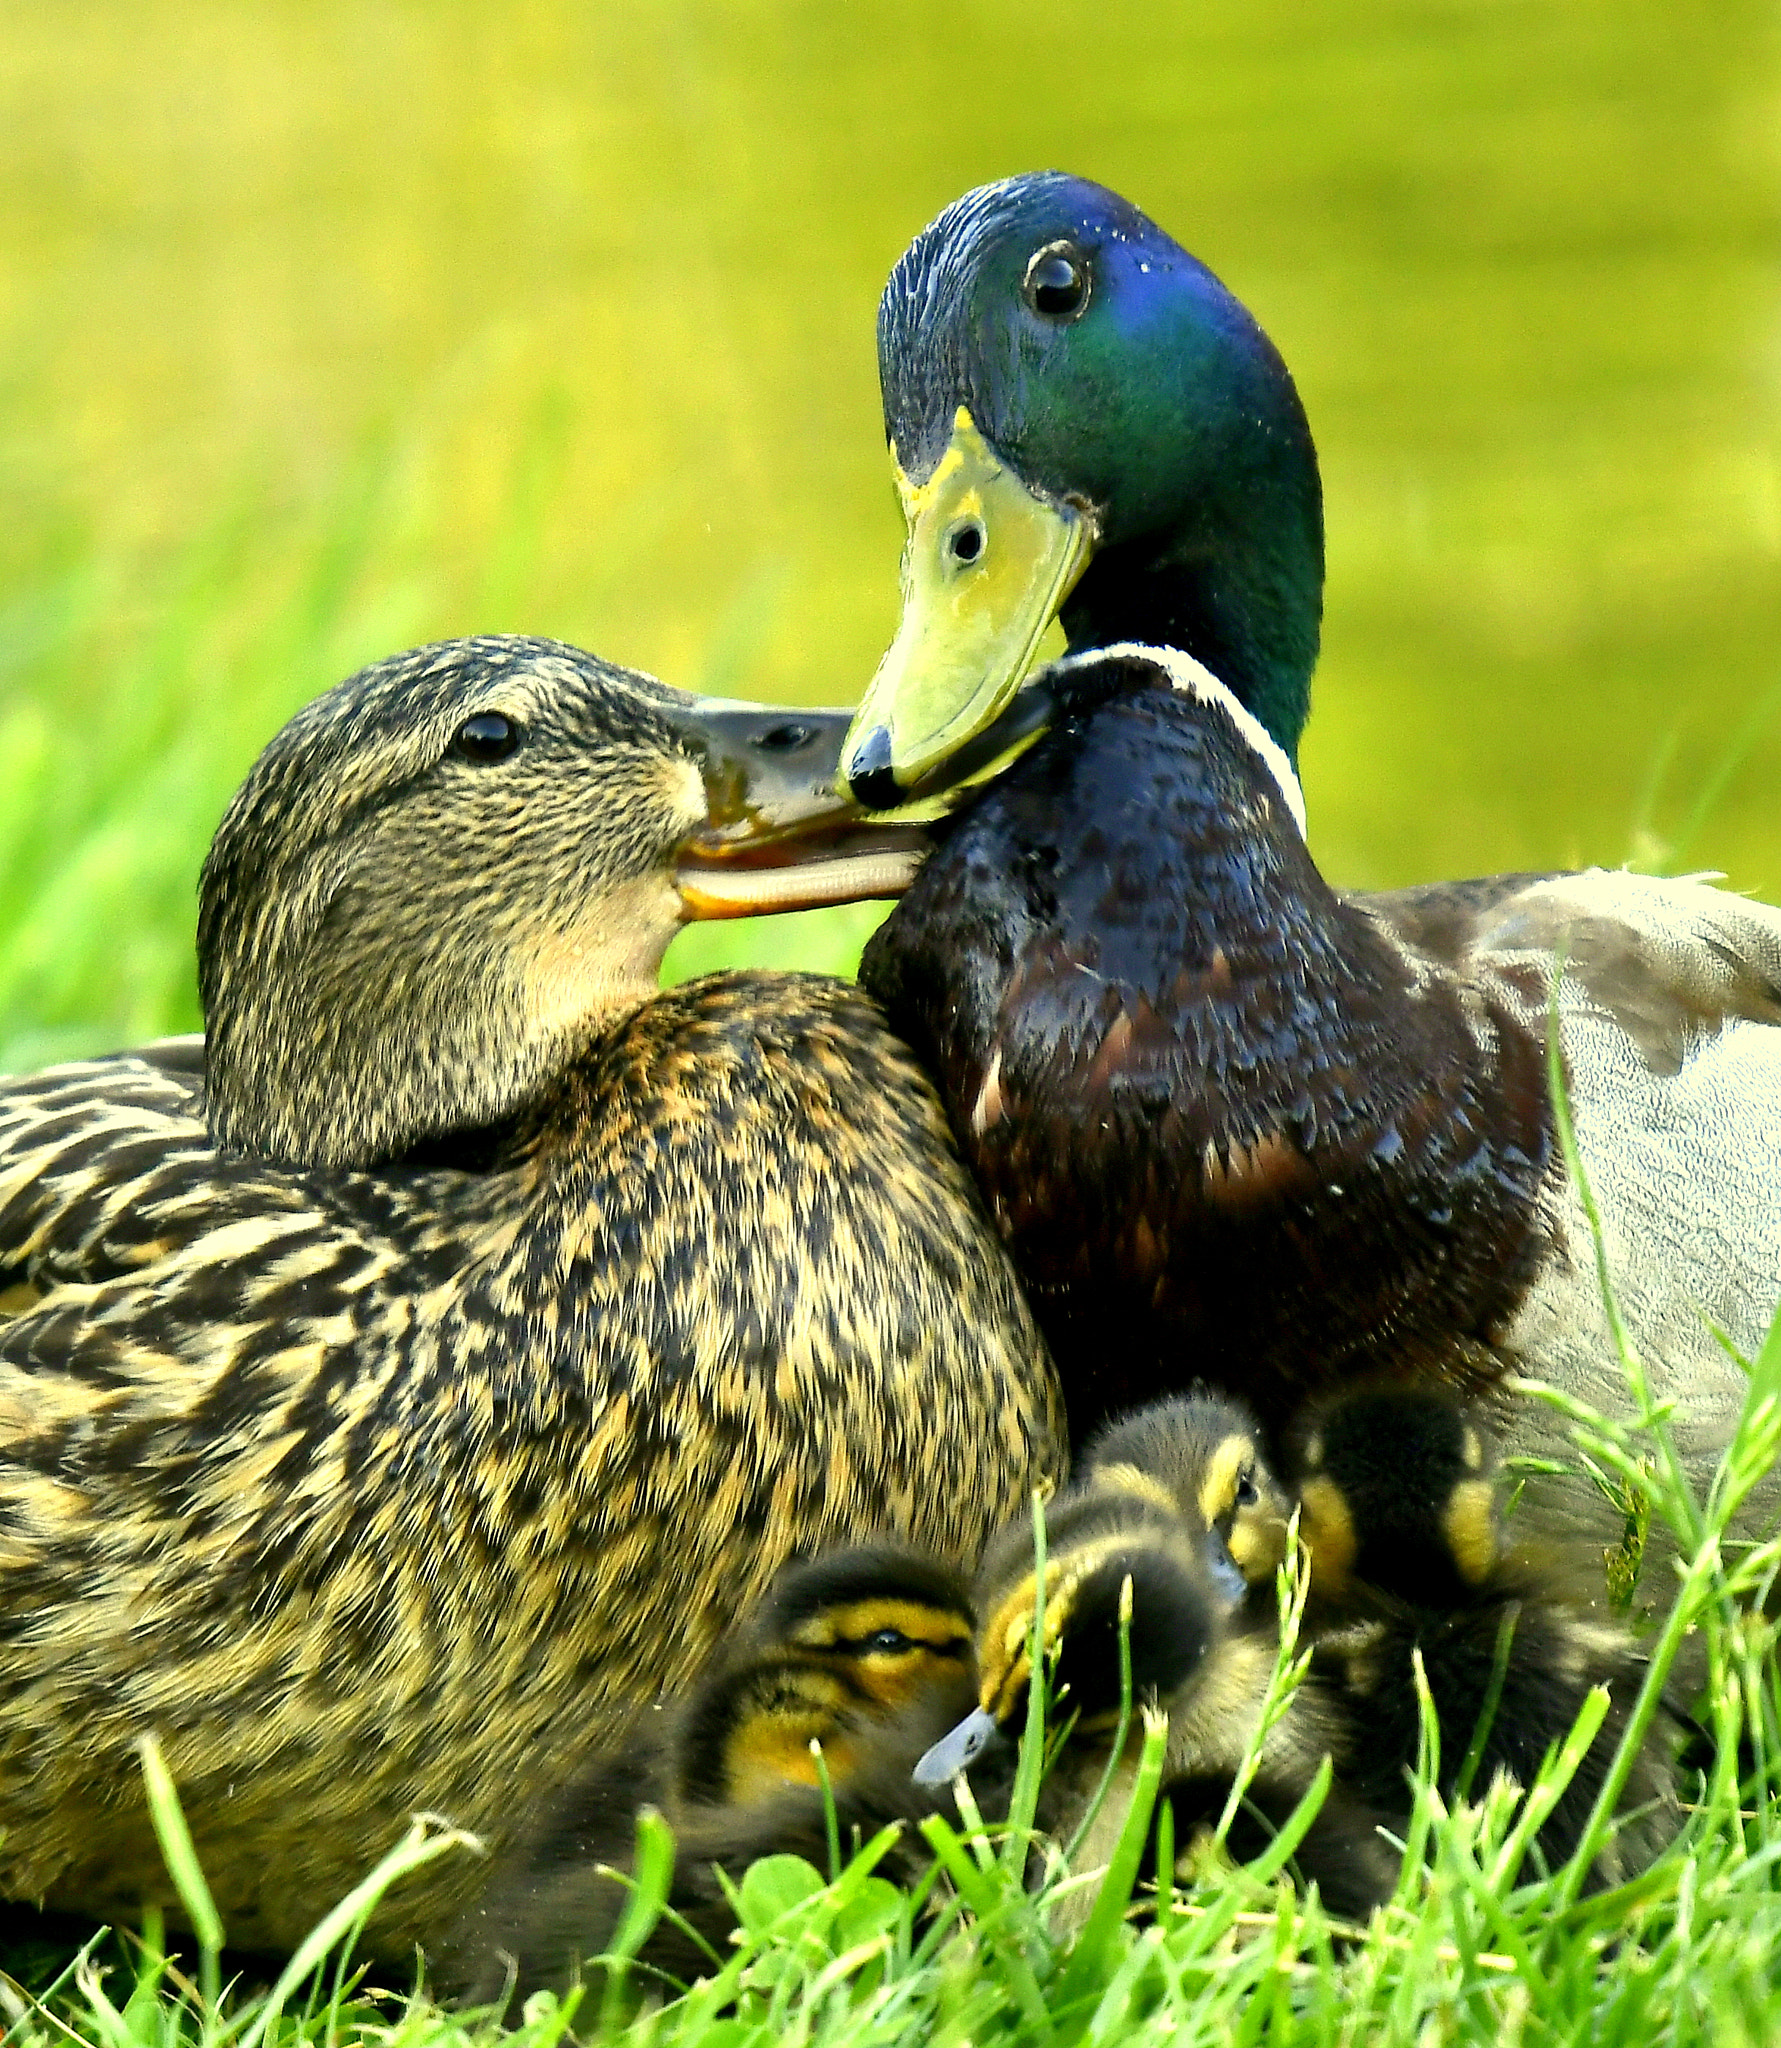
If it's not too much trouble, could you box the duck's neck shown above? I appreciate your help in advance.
[200,929,655,1171]
[914,655,1400,1149]
[1059,464,1322,765]
[862,655,1550,1434]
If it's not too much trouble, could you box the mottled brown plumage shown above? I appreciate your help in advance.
[0,636,1062,1957]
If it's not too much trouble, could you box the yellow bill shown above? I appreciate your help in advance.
[840,408,1096,806]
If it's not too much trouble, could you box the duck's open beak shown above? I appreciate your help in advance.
[840,408,1096,810]
[673,698,930,920]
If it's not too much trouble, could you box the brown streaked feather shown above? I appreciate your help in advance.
[1355,874,1562,968]
[0,981,1059,1959]
[1459,868,1781,1074]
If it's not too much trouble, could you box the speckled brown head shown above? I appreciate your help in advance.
[1287,1386,1503,1609]
[918,1394,1286,1781]
[199,636,925,1167]
[673,1545,977,1808]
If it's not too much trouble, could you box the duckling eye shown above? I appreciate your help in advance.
[1023,243,1091,322]
[862,1628,914,1655]
[453,713,522,763]
[1235,1470,1259,1509]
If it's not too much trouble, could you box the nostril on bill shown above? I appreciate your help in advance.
[753,722,817,754]
[949,521,985,565]
[912,1706,1000,1787]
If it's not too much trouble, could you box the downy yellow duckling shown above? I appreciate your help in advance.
[437,1545,977,2001]
[0,637,1062,1957]
[1290,1386,1677,1883]
[918,1395,1399,1924]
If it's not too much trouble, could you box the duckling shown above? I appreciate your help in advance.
[919,1395,1400,1925]
[1289,1386,1678,1882]
[437,1544,977,2002]
[0,636,1064,1957]
[677,1545,977,1799]
[1291,1384,1514,1615]
[843,173,1781,1560]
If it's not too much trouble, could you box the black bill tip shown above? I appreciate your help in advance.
[845,725,903,811]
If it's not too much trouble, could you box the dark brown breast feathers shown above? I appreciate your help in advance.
[861,660,1555,1438]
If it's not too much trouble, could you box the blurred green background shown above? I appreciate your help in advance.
[2,0,1777,1074]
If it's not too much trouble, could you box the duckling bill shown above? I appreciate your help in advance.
[0,637,1063,1957]
[925,1394,1398,1925]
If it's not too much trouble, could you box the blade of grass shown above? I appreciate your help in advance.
[235,1817,480,2048]
[1053,1708,1169,2028]
[598,1806,677,2034]
[136,1734,224,2010]
[1000,1489,1052,1871]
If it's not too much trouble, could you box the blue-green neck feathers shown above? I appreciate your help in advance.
[878,173,1323,763]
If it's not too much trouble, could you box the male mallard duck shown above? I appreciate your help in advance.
[918,1394,1399,1924]
[841,172,1781,1556]
[438,1544,976,2001]
[1290,1385,1678,1883]
[0,636,1063,1957]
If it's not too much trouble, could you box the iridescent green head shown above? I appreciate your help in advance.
[843,173,1324,806]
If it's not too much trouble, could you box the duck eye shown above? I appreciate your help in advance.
[753,722,816,754]
[862,1628,913,1655]
[454,713,521,763]
[1023,243,1091,321]
[947,519,986,566]
[1235,1471,1259,1509]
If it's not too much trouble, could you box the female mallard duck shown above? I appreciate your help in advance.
[840,172,1781,1558]
[0,636,1062,1958]
[1289,1385,1678,1882]
[439,1544,977,2001]
[917,1394,1400,1924]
